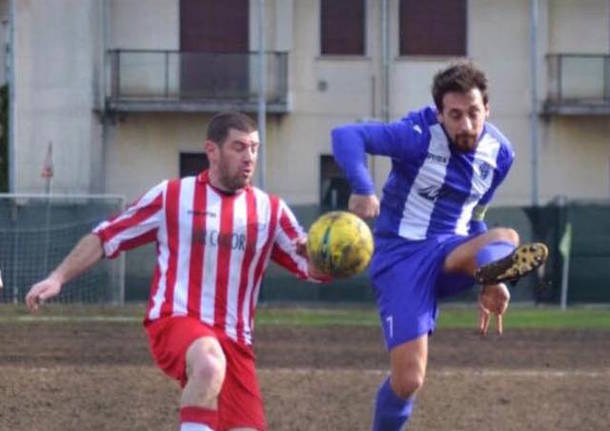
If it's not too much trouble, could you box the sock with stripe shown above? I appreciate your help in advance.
[476,240,515,268]
[371,377,414,431]
[180,406,218,431]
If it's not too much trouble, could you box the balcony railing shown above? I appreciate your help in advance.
[106,50,289,113]
[544,54,610,115]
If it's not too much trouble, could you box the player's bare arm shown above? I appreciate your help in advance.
[26,233,104,312]
[349,193,380,219]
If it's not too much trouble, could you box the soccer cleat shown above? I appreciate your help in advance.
[475,242,548,285]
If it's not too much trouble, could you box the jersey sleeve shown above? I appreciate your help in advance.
[271,199,326,282]
[92,181,166,258]
[331,109,429,195]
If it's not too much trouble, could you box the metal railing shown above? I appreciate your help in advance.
[546,53,610,103]
[106,50,288,110]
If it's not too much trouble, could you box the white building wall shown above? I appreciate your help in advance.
[548,0,610,53]
[105,113,207,201]
[109,0,178,50]
[14,0,103,194]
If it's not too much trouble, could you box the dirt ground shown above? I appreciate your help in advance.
[1,317,609,431]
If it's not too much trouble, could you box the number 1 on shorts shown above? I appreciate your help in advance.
[386,315,393,339]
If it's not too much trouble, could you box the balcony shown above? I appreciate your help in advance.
[544,54,610,115]
[106,50,289,114]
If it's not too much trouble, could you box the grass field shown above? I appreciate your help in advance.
[1,302,609,329]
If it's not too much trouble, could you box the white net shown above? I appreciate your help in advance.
[0,194,125,304]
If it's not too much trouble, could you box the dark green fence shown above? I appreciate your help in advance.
[117,200,610,305]
[258,201,610,305]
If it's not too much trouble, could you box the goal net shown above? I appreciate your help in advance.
[0,194,125,305]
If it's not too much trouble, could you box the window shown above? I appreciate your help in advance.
[320,0,365,55]
[180,152,209,177]
[180,0,249,98]
[320,155,351,210]
[399,0,466,56]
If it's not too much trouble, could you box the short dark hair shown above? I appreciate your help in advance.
[432,62,488,112]
[207,111,257,145]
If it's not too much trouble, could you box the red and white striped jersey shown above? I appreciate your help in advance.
[93,171,313,345]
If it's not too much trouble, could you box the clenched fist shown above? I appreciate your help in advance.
[348,194,380,219]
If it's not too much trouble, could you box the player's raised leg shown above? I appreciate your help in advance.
[443,227,547,284]
[180,337,227,431]
[372,335,427,431]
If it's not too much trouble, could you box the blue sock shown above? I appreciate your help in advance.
[372,377,414,431]
[476,240,515,268]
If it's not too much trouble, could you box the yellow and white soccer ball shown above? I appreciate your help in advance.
[307,211,374,278]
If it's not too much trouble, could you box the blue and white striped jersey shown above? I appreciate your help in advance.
[331,106,514,240]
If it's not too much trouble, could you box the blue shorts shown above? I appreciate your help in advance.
[370,234,477,350]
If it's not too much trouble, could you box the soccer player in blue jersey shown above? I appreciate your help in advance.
[331,62,548,430]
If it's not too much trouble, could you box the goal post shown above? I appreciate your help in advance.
[0,193,126,305]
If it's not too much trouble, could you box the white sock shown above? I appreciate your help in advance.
[180,423,213,431]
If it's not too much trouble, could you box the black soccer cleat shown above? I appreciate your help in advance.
[475,242,549,285]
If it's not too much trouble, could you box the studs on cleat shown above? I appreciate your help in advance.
[476,242,549,285]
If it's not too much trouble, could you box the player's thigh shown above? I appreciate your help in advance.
[146,316,220,386]
[371,238,443,349]
[389,334,429,398]
[443,227,519,275]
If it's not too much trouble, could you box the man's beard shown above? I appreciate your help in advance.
[218,160,250,191]
[455,133,477,152]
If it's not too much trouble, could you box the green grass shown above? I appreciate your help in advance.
[256,306,610,330]
[436,307,610,330]
[1,303,610,330]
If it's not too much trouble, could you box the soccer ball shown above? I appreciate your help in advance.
[307,211,374,278]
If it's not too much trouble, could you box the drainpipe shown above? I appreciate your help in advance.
[530,0,540,206]
[381,0,390,123]
[257,0,266,191]
[8,0,15,192]
[100,0,109,193]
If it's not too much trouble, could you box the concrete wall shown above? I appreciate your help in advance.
[548,0,609,53]
[108,0,178,50]
[14,0,103,194]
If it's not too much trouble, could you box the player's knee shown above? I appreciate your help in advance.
[490,227,519,246]
[391,373,425,399]
[190,352,226,393]
[187,341,226,393]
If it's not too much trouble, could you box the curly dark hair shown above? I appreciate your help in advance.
[432,62,488,112]
[207,111,257,145]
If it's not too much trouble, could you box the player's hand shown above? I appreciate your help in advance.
[295,236,308,258]
[349,194,380,219]
[478,283,510,335]
[26,276,62,312]
[294,236,332,281]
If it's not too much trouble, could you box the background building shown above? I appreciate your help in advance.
[1,0,609,300]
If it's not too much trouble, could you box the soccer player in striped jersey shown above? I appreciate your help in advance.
[331,62,548,431]
[26,111,326,431]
